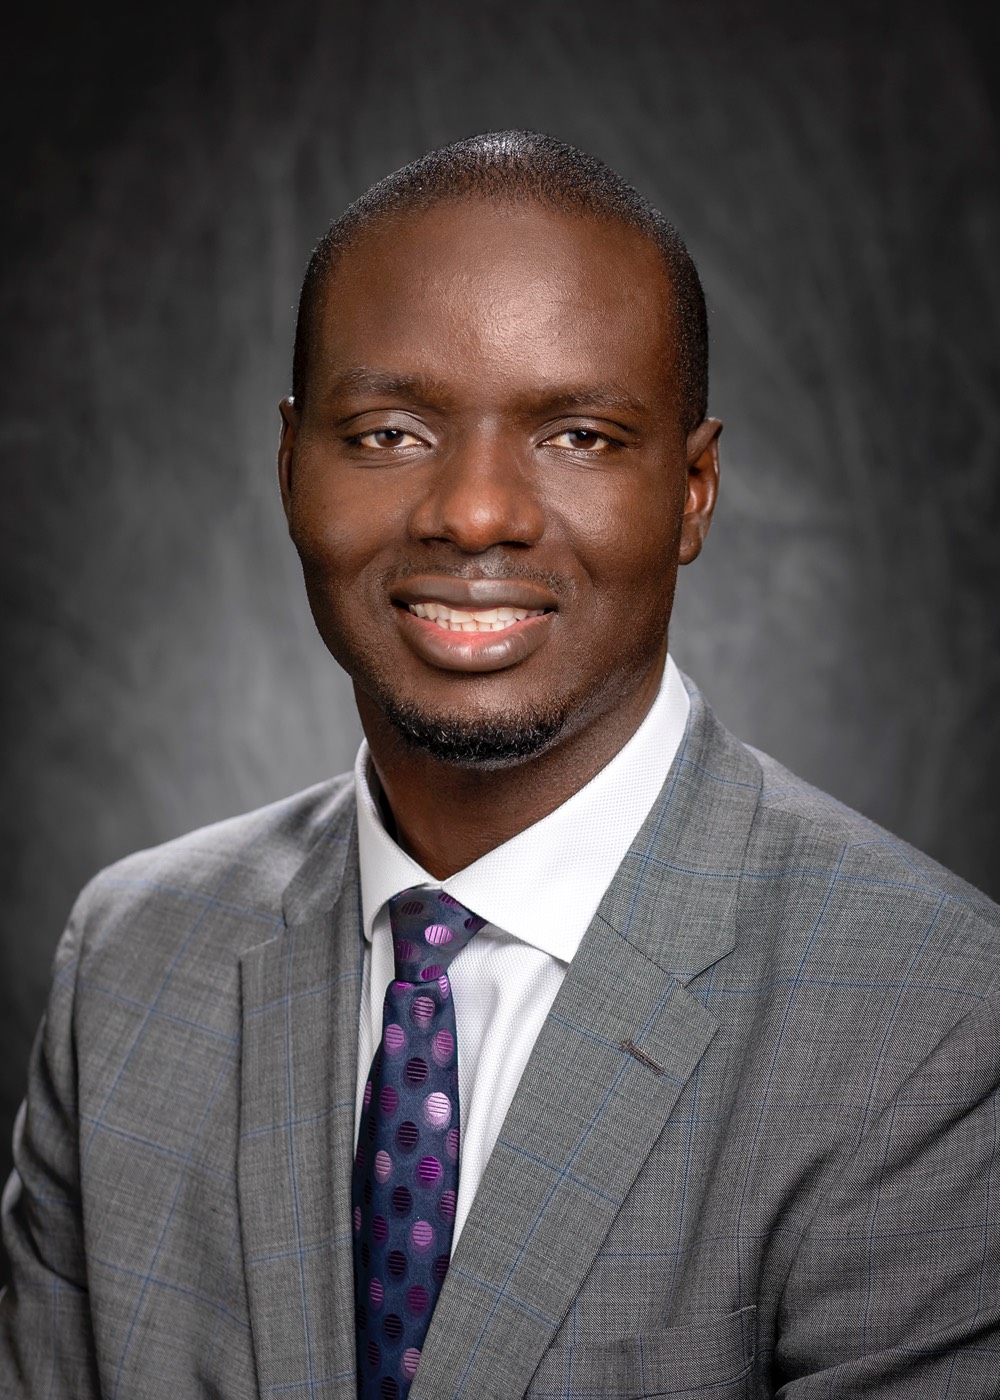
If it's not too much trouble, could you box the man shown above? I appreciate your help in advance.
[2,131,998,1398]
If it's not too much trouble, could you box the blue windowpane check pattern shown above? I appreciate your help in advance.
[352,888,485,1400]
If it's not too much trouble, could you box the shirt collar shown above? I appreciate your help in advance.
[354,655,690,965]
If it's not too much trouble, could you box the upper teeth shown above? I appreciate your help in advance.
[408,602,543,632]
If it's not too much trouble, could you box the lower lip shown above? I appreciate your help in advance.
[395,608,554,672]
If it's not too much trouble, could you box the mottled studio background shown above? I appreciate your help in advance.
[2,0,998,1282]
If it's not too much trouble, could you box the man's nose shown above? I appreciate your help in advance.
[408,433,546,553]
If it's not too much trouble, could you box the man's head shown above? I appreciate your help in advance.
[279,133,720,775]
[292,131,708,434]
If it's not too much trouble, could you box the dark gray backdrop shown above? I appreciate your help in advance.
[2,0,998,1284]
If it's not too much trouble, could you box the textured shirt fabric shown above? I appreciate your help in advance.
[353,654,690,1245]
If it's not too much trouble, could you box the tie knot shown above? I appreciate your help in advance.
[388,887,485,984]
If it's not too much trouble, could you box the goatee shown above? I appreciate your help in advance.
[380,696,568,767]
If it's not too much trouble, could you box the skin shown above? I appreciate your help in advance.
[278,199,721,878]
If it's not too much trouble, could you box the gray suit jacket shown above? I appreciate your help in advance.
[3,684,1000,1397]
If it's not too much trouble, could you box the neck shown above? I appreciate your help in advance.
[358,665,665,879]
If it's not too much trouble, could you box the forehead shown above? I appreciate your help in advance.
[311,200,679,413]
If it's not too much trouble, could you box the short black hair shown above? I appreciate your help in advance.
[291,130,708,430]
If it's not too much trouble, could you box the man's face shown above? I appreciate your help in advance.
[280,199,718,767]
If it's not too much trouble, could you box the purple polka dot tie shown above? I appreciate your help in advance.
[352,888,485,1400]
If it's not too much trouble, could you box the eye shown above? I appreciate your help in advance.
[353,427,424,450]
[545,428,613,452]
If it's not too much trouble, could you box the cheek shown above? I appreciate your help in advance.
[551,477,682,597]
[288,466,398,578]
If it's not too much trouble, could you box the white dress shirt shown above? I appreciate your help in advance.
[353,655,690,1245]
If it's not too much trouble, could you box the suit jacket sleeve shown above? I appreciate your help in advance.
[0,892,102,1395]
[776,991,1000,1396]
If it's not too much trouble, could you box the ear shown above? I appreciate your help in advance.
[277,396,300,521]
[678,417,722,565]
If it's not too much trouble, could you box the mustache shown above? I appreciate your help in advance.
[383,557,566,592]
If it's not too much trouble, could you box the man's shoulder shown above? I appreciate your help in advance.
[660,688,998,1018]
[735,739,999,971]
[748,743,990,896]
[680,684,994,918]
[67,774,358,962]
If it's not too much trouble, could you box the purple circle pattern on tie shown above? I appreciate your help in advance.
[352,888,485,1400]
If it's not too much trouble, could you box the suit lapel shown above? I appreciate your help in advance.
[238,806,363,1399]
[412,687,763,1399]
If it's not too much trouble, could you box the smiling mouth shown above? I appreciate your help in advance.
[406,602,547,633]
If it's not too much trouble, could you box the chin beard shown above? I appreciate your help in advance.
[379,696,568,766]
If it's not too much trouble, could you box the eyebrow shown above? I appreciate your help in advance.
[325,368,452,407]
[530,386,648,419]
